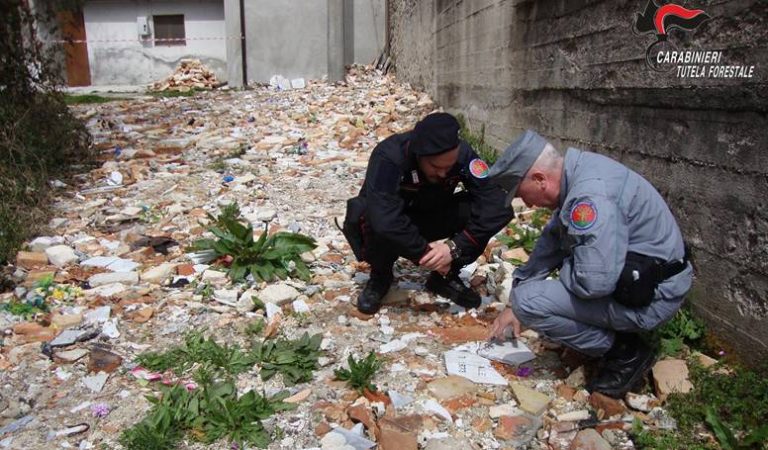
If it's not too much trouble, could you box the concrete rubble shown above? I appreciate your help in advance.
[0,65,707,449]
[151,58,220,92]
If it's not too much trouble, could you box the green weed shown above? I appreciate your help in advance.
[653,305,705,358]
[119,380,295,450]
[245,318,266,337]
[207,159,228,172]
[252,332,323,386]
[1,1,95,263]
[0,300,41,317]
[126,328,318,449]
[706,406,768,450]
[334,351,382,393]
[149,88,202,98]
[135,331,258,376]
[189,202,316,283]
[138,205,162,223]
[631,418,716,450]
[63,94,128,105]
[497,209,550,254]
[190,280,215,301]
[633,362,768,450]
[457,113,498,164]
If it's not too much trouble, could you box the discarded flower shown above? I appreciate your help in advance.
[516,367,534,377]
[91,403,110,418]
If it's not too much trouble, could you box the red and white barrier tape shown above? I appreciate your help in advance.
[50,36,242,44]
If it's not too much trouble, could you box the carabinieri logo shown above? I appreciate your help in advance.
[633,1,711,72]
[632,1,756,78]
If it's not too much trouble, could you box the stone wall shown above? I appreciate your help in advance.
[390,0,768,361]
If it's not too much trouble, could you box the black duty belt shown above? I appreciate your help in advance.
[655,244,691,282]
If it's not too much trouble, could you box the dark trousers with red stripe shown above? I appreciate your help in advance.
[363,192,480,280]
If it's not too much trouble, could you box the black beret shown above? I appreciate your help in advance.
[411,112,460,156]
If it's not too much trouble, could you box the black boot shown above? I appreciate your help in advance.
[587,333,656,398]
[425,271,481,309]
[357,272,392,315]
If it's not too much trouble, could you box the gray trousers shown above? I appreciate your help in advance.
[511,279,686,357]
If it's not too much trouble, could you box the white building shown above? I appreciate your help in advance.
[65,0,226,86]
[59,0,385,87]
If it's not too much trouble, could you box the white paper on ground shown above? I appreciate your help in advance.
[454,340,536,366]
[477,340,536,366]
[379,339,407,354]
[81,256,138,272]
[421,399,454,423]
[443,350,508,385]
[330,426,376,450]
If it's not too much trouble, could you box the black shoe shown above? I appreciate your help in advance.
[587,333,656,398]
[425,271,481,309]
[357,274,392,314]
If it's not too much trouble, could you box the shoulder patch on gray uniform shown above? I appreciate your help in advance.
[569,200,598,231]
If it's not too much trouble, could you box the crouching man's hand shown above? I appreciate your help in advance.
[488,307,521,341]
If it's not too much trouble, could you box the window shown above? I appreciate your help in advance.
[153,15,185,46]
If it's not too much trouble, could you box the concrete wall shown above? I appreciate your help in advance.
[243,0,328,83]
[83,0,226,86]
[390,0,768,361]
[238,0,385,84]
[354,0,387,64]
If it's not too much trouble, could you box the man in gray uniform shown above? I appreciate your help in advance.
[487,130,692,398]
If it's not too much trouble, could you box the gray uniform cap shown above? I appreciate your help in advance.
[487,130,548,207]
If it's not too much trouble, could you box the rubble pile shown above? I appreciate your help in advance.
[152,58,219,92]
[0,65,712,449]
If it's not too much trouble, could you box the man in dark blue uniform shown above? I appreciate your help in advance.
[341,112,514,314]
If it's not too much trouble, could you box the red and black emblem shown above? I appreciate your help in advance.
[633,1,711,71]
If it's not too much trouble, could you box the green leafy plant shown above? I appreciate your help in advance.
[120,380,295,450]
[190,280,215,301]
[139,205,162,223]
[1,2,95,264]
[252,332,323,386]
[208,159,228,172]
[245,318,266,337]
[334,351,382,393]
[641,361,768,450]
[251,295,265,311]
[64,94,128,105]
[194,383,296,447]
[457,113,498,164]
[288,311,312,328]
[631,418,715,450]
[119,420,182,450]
[190,203,316,283]
[497,209,550,255]
[125,328,304,449]
[33,273,55,290]
[136,331,258,376]
[0,300,40,317]
[497,224,539,254]
[149,88,202,98]
[654,305,705,357]
[706,407,768,450]
[528,208,550,229]
[0,274,84,317]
